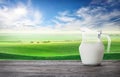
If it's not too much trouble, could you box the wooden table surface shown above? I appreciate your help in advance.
[0,60,119,77]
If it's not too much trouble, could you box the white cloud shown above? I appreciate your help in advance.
[76,7,120,30]
[90,0,120,7]
[0,1,42,32]
[58,11,69,16]
[56,16,76,22]
[0,0,120,33]
[55,11,76,22]
[53,7,120,31]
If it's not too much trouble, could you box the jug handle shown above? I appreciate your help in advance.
[102,34,111,53]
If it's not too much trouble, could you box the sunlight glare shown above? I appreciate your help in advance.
[14,7,27,15]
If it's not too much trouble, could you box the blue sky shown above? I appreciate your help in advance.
[0,0,120,33]
[32,0,90,20]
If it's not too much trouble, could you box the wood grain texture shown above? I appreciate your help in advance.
[0,60,119,77]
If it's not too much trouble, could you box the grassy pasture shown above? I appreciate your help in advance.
[0,41,120,60]
[0,33,120,60]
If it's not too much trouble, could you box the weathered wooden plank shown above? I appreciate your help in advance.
[0,60,119,77]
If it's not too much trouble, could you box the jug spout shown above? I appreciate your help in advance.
[98,30,102,39]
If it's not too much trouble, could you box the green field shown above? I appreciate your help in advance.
[0,33,120,60]
[0,41,120,60]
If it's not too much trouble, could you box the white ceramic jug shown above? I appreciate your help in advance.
[79,31,111,65]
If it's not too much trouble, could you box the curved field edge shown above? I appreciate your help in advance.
[0,53,120,60]
[0,41,119,57]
